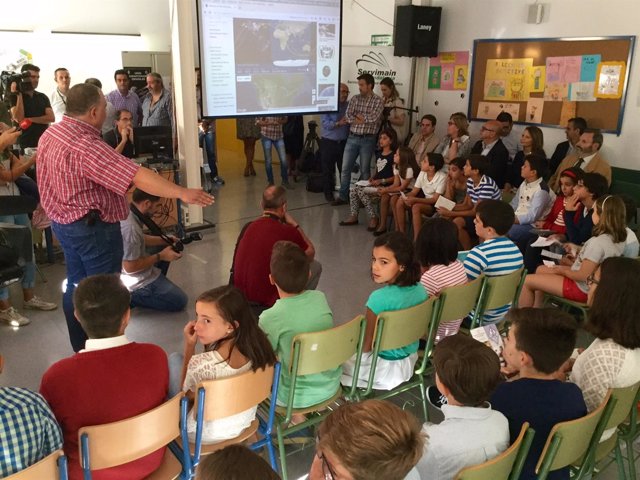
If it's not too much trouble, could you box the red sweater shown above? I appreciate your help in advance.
[40,343,168,480]
[542,196,582,234]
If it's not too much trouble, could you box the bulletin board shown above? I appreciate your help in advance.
[468,36,635,135]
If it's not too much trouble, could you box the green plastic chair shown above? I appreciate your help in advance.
[618,386,640,480]
[272,315,366,480]
[359,296,439,422]
[580,382,640,480]
[543,294,589,324]
[455,422,535,480]
[535,391,615,480]
[470,267,526,329]
[423,276,484,366]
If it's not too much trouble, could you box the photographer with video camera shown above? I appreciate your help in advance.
[121,188,188,313]
[9,64,54,150]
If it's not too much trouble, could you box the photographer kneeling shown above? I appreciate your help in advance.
[120,189,188,312]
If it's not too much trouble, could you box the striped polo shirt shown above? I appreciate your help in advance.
[464,237,524,324]
[467,175,502,204]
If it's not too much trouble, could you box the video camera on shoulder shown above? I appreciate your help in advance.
[0,71,31,101]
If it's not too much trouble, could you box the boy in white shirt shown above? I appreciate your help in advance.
[417,334,509,480]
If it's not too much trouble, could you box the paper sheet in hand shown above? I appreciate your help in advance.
[362,187,378,194]
[541,249,563,260]
[434,196,456,211]
[355,180,370,187]
[531,236,557,248]
[543,260,556,267]
[471,324,505,366]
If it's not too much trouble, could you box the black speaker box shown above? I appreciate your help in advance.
[394,6,442,58]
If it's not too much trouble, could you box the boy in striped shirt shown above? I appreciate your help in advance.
[464,200,524,324]
[439,155,501,250]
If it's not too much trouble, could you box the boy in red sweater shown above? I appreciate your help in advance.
[40,274,168,480]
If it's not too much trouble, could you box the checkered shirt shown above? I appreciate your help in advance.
[37,115,140,224]
[0,387,63,477]
[105,89,142,126]
[258,117,286,140]
[345,93,384,135]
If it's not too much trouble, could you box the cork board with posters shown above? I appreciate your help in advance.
[468,36,635,134]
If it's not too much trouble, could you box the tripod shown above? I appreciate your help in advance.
[299,121,321,174]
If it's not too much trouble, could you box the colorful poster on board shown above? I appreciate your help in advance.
[595,61,625,99]
[525,98,544,123]
[485,58,532,101]
[544,82,569,101]
[477,101,520,120]
[559,100,577,126]
[428,51,470,90]
[529,66,546,93]
[568,82,596,102]
[428,66,442,89]
[563,56,582,83]
[580,54,601,82]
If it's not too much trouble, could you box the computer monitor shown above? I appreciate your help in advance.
[133,126,173,161]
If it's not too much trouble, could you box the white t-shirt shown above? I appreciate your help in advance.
[394,165,415,189]
[414,170,447,198]
[183,350,255,444]
[571,234,625,292]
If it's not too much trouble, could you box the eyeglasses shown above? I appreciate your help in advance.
[586,273,599,287]
[316,435,337,480]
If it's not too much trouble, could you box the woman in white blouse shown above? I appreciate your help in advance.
[569,257,640,414]
[434,112,473,169]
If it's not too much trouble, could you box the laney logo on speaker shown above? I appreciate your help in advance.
[417,24,432,31]
[355,51,397,80]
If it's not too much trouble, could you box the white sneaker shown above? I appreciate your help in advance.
[0,307,31,326]
[23,296,58,311]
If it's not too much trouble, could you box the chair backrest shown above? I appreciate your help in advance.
[455,423,534,480]
[535,391,612,476]
[375,297,437,352]
[6,450,67,480]
[606,381,640,431]
[292,315,365,377]
[481,268,526,312]
[79,393,183,471]
[438,276,484,324]
[200,364,275,421]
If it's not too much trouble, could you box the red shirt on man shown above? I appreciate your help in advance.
[232,216,308,308]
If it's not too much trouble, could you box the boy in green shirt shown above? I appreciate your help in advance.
[259,241,341,409]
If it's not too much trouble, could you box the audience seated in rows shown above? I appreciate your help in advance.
[549,117,586,175]
[505,126,547,191]
[407,114,440,163]
[434,112,473,169]
[40,274,169,480]
[470,120,510,189]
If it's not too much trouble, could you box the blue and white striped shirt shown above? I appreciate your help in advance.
[467,175,502,204]
[464,237,524,324]
[0,387,63,477]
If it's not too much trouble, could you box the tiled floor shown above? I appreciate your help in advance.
[0,149,637,479]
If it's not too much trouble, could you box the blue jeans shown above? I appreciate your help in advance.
[508,223,534,252]
[131,274,188,312]
[261,137,288,184]
[0,213,35,301]
[338,134,376,200]
[52,219,124,352]
[200,130,218,178]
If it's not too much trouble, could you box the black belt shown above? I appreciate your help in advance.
[323,138,347,143]
[350,133,376,138]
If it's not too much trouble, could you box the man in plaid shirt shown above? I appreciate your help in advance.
[257,116,293,188]
[0,355,63,477]
[38,84,214,352]
[332,73,384,205]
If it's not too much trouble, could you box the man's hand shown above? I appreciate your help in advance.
[183,320,198,350]
[0,128,20,151]
[159,245,182,262]
[10,82,18,93]
[283,212,298,227]
[353,114,365,125]
[180,188,214,207]
[336,117,347,126]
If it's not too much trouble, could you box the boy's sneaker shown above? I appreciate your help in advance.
[24,296,57,311]
[0,307,30,326]
[426,385,448,410]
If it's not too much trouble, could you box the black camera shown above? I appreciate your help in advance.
[171,233,203,253]
[307,120,318,133]
[0,71,30,102]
